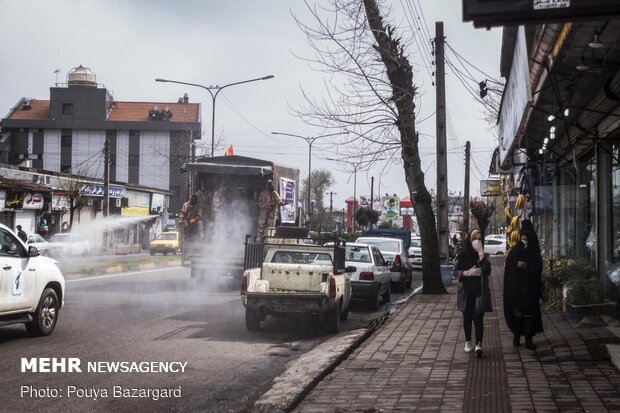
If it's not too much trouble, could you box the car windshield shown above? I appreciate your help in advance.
[157,233,177,240]
[50,234,71,242]
[358,239,399,252]
[345,246,371,263]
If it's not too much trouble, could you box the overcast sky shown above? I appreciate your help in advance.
[0,0,502,209]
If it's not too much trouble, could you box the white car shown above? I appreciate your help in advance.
[0,224,65,336]
[484,238,506,255]
[355,237,413,292]
[26,233,48,255]
[343,243,392,310]
[47,233,90,257]
[408,236,422,268]
[486,234,506,240]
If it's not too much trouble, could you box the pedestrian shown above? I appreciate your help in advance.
[503,219,544,350]
[256,180,283,237]
[453,229,492,357]
[16,225,27,243]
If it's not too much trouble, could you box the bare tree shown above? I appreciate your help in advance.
[302,168,334,231]
[294,0,446,293]
[55,164,100,230]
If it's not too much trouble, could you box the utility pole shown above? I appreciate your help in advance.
[326,191,336,231]
[464,140,471,234]
[435,21,449,265]
[103,138,110,217]
[370,176,375,228]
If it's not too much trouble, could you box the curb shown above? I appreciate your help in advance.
[254,287,423,413]
[253,329,370,413]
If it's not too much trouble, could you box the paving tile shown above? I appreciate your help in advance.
[293,257,620,413]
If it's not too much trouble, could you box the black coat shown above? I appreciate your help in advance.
[503,221,544,336]
[453,245,492,313]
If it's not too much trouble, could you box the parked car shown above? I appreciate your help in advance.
[484,238,506,255]
[328,242,392,310]
[408,236,422,268]
[0,223,65,336]
[26,233,48,255]
[149,231,180,255]
[47,233,90,257]
[486,234,506,240]
[355,237,413,292]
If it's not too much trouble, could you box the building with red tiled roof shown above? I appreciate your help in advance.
[0,65,201,216]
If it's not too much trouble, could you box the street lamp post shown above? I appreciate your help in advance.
[156,75,274,157]
[327,158,365,233]
[271,131,343,220]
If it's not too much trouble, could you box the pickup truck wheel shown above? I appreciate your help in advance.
[326,302,341,333]
[25,288,59,337]
[245,309,261,331]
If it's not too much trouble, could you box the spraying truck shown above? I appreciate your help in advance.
[180,155,300,280]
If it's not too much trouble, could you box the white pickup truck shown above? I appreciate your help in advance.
[240,236,351,333]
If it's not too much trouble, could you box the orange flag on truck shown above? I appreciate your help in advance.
[224,145,234,156]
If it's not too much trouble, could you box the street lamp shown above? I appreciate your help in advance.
[156,75,274,157]
[271,131,344,217]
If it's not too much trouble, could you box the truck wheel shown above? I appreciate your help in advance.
[25,288,59,337]
[405,270,413,289]
[245,309,261,331]
[340,303,349,321]
[326,302,341,333]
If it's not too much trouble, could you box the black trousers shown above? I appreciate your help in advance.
[463,295,484,343]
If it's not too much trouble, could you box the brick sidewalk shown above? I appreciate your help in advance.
[294,257,620,412]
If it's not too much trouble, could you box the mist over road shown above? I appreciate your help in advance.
[0,267,419,412]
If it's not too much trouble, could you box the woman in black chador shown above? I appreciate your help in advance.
[503,219,544,350]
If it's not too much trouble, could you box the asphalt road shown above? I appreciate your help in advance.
[0,267,421,412]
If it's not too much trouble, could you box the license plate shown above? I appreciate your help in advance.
[269,303,305,313]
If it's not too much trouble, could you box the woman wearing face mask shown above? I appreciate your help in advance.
[503,219,544,350]
[453,229,492,357]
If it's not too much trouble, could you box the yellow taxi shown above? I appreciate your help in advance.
[149,231,180,255]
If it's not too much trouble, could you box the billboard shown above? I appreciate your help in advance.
[463,0,620,28]
[381,196,400,221]
[279,177,297,224]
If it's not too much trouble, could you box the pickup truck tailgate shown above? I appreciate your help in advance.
[260,263,332,291]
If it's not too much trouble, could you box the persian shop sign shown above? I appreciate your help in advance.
[79,184,125,198]
[1,190,44,210]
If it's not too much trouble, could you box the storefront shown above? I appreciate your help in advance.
[497,21,620,294]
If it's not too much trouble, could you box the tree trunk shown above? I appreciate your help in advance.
[363,0,445,294]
